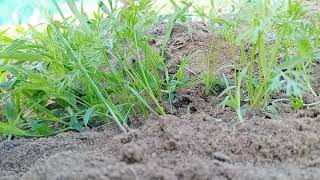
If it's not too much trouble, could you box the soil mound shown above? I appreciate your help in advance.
[1,111,320,179]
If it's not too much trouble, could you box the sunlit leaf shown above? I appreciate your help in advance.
[0,52,48,62]
[0,122,31,136]
[83,107,94,127]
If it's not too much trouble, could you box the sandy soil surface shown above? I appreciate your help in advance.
[2,106,320,180]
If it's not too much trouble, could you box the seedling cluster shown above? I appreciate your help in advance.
[0,0,319,137]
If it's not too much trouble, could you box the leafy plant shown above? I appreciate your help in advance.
[219,67,247,122]
[1,0,319,136]
[214,0,317,121]
[289,96,304,110]
[0,0,196,137]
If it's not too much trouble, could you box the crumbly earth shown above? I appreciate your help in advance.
[2,108,320,180]
[150,22,238,76]
[1,2,320,180]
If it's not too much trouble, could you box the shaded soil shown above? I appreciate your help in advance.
[2,3,320,179]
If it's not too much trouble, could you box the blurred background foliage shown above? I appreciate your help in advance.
[0,0,66,25]
[0,0,226,27]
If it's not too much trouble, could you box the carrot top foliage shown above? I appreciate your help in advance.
[0,0,319,138]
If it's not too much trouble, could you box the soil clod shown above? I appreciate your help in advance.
[298,109,320,118]
[120,143,145,164]
[165,139,178,151]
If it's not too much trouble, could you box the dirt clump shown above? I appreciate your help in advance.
[120,143,145,164]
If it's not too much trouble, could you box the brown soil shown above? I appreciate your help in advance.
[2,2,320,180]
[2,109,320,180]
[150,22,238,76]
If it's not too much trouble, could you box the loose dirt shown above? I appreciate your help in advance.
[2,2,320,179]
[2,109,320,180]
[150,22,238,76]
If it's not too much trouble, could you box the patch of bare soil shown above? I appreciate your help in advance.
[150,22,238,76]
[2,110,320,180]
[2,6,320,179]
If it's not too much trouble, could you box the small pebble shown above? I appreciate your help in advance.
[214,118,223,123]
[152,152,157,158]
[212,152,231,163]
[203,116,222,122]
[165,139,177,151]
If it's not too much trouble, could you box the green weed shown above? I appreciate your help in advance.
[0,0,194,137]
[0,0,319,137]
[219,0,318,120]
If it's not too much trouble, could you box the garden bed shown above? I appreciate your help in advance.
[1,1,320,179]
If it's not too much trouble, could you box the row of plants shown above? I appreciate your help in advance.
[215,0,319,120]
[0,0,319,138]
